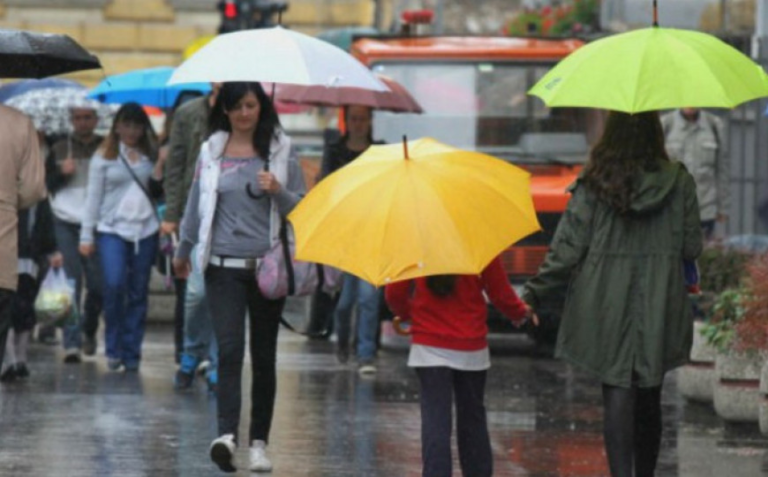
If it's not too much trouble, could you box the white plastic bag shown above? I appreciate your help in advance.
[34,268,74,327]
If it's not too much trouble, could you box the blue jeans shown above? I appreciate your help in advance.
[334,274,380,361]
[97,233,158,366]
[180,247,217,373]
[55,218,103,350]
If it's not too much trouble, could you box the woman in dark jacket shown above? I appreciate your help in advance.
[524,111,703,477]
[320,105,384,371]
[1,201,62,382]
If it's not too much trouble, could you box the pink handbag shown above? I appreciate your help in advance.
[257,219,342,299]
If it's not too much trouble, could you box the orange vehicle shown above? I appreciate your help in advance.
[350,34,604,343]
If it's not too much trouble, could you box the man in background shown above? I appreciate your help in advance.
[662,108,730,239]
[45,106,104,362]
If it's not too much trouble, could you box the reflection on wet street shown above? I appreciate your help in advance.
[1,321,767,476]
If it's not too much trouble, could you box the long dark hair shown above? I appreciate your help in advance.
[582,111,669,214]
[426,275,457,297]
[101,102,157,160]
[208,82,281,160]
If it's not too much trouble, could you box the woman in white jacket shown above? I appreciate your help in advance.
[174,82,305,474]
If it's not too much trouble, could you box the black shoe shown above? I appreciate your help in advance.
[14,363,30,379]
[0,366,17,383]
[64,350,82,364]
[38,334,59,346]
[174,369,195,390]
[336,345,349,364]
[83,335,97,356]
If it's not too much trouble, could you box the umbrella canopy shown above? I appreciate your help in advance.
[0,78,81,103]
[288,138,541,286]
[183,35,215,60]
[277,74,423,113]
[528,27,768,113]
[88,66,211,108]
[169,26,387,92]
[6,86,115,135]
[0,29,101,79]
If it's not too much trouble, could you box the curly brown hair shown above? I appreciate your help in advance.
[582,111,669,214]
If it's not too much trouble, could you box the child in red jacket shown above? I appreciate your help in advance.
[385,256,536,477]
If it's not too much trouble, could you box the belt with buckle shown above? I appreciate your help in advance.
[210,255,259,270]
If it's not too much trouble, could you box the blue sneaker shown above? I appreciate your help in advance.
[174,353,199,390]
[123,361,140,372]
[207,369,218,393]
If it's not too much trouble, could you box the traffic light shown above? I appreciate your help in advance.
[217,0,289,33]
[217,0,240,34]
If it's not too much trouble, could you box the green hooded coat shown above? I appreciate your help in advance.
[524,161,703,388]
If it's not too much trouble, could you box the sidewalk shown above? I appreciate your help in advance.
[1,324,766,476]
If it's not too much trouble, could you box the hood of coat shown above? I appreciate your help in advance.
[571,160,685,215]
[628,160,684,215]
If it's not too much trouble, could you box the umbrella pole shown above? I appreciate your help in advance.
[653,0,659,27]
[402,135,409,159]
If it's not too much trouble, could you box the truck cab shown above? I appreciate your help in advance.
[350,35,603,342]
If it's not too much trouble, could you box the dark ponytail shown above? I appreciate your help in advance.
[426,275,457,297]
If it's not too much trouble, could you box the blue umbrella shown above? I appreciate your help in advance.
[88,66,210,109]
[0,78,82,103]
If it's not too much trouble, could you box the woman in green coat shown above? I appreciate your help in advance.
[524,111,703,477]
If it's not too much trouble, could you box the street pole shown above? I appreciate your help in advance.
[756,0,768,58]
[720,0,729,33]
[433,0,444,34]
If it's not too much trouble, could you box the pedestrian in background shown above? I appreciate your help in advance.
[162,85,220,389]
[1,201,62,382]
[79,102,162,372]
[46,106,104,362]
[174,82,305,473]
[321,105,382,373]
[0,105,47,375]
[662,108,729,239]
[524,111,703,477]
[385,256,535,477]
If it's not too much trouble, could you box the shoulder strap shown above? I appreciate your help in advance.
[118,154,160,221]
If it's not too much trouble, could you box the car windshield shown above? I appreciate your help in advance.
[371,61,604,164]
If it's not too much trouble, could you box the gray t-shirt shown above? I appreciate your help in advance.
[211,156,271,258]
[177,152,305,260]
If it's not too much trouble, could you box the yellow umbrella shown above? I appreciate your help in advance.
[288,138,541,286]
[182,35,215,60]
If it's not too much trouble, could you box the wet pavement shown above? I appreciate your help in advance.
[2,304,767,476]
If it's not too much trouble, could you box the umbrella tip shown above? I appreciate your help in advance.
[402,135,409,159]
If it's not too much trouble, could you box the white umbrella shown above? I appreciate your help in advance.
[168,26,387,92]
[6,86,116,135]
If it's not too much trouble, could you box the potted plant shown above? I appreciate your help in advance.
[708,254,768,424]
[678,245,750,403]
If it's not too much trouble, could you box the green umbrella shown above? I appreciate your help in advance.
[528,25,768,113]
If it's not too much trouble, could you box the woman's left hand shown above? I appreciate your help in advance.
[258,171,282,194]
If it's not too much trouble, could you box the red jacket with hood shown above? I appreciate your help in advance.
[385,257,528,351]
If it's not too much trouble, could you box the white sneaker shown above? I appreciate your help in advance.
[358,361,377,375]
[249,440,273,472]
[209,434,237,473]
